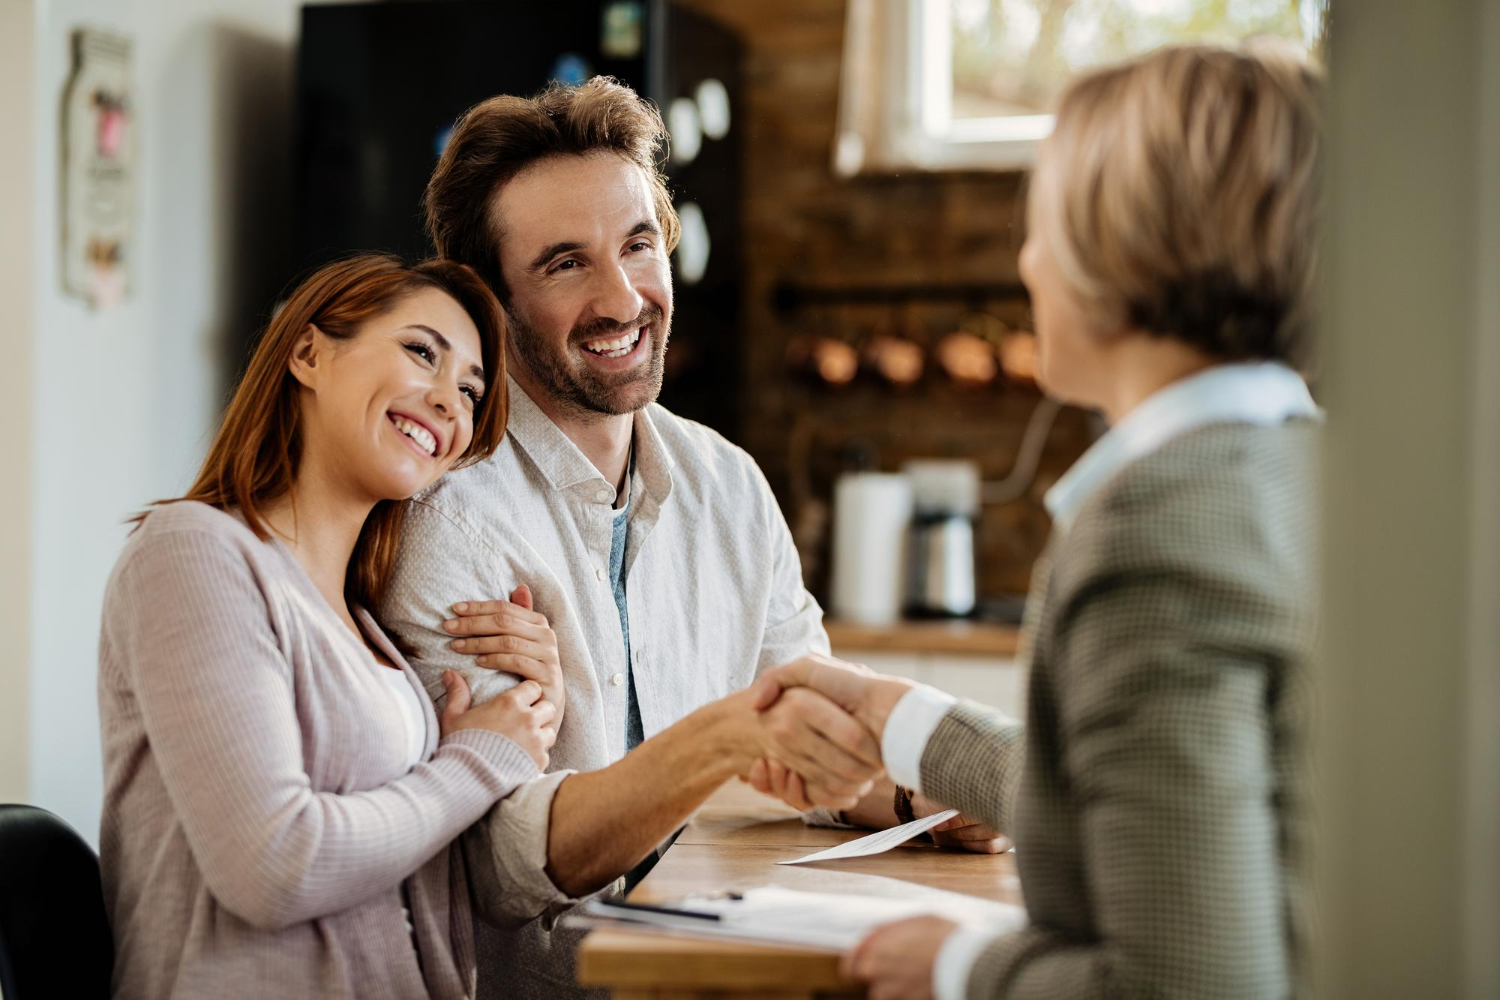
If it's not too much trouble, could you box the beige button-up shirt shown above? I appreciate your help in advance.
[380,377,829,998]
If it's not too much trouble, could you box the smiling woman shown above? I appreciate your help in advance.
[144,253,508,611]
[97,253,566,1000]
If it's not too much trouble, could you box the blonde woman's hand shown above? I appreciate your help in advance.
[442,584,565,728]
[913,791,1011,854]
[841,915,957,1000]
[439,671,557,770]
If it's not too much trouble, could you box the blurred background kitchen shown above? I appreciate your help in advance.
[0,2,1495,996]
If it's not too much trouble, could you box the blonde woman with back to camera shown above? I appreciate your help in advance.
[750,42,1323,1000]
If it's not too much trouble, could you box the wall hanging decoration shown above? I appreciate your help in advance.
[61,28,133,308]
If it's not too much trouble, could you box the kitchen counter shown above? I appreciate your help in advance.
[824,619,1027,718]
[824,619,1021,657]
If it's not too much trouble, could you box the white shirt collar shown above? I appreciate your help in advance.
[504,374,674,508]
[1044,362,1321,533]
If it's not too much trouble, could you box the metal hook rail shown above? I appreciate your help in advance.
[770,280,1029,314]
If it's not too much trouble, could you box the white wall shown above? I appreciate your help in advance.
[26,0,299,841]
[1317,0,1500,996]
[0,0,38,808]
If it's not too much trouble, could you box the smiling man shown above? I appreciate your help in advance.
[376,78,886,1000]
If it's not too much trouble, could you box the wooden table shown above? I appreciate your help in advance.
[576,782,1022,999]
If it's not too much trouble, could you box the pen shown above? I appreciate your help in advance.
[604,899,723,922]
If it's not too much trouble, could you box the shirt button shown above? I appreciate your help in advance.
[595,489,612,503]
[610,672,625,686]
[595,567,607,582]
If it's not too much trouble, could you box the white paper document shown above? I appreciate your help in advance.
[775,809,960,865]
[575,882,1026,952]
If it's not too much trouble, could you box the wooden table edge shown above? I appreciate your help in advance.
[577,929,859,992]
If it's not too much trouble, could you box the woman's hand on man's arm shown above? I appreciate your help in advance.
[440,583,565,726]
[438,672,556,770]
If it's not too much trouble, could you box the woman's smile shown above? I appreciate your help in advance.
[387,410,443,459]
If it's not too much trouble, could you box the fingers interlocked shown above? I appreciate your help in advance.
[755,686,883,810]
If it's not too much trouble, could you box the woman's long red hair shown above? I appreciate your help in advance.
[138,253,508,612]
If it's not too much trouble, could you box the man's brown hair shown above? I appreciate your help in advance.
[423,76,681,302]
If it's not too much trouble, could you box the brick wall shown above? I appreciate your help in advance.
[675,0,1094,601]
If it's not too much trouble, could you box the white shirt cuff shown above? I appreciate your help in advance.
[881,684,956,793]
[933,923,1002,1000]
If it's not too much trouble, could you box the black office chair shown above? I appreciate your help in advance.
[0,804,113,999]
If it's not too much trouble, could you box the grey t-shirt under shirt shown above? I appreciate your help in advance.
[609,485,644,754]
[611,463,660,889]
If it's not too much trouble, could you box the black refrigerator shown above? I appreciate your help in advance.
[294,0,743,437]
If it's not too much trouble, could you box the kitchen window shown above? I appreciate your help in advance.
[835,0,1328,176]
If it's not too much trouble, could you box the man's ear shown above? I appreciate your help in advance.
[288,323,323,389]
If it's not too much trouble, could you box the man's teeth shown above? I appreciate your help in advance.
[583,328,642,358]
[392,416,436,456]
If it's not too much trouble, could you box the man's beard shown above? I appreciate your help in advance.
[506,302,670,419]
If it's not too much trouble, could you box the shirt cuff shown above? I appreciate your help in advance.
[933,923,1002,1000]
[881,684,956,793]
[487,769,581,912]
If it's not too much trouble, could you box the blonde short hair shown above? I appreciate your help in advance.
[1030,42,1322,363]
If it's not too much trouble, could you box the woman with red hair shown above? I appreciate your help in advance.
[98,254,562,999]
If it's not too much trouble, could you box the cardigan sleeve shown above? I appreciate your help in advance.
[108,522,538,931]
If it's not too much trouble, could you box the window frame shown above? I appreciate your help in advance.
[894,0,1054,172]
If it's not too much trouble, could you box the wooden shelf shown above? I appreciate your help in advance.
[825,618,1021,657]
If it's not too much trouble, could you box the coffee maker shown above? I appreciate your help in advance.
[903,460,979,618]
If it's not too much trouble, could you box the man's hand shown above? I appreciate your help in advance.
[442,584,565,726]
[744,756,820,812]
[750,654,915,742]
[542,686,883,897]
[914,791,1011,855]
[841,915,958,1000]
[745,687,884,810]
[709,688,883,811]
[745,654,913,813]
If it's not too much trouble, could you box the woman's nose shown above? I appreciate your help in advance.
[426,380,460,415]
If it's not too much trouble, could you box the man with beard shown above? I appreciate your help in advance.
[377,78,891,999]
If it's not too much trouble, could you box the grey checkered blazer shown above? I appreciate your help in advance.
[923,420,1317,999]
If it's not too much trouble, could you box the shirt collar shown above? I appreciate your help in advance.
[503,374,675,508]
[1043,362,1321,533]
[613,452,635,520]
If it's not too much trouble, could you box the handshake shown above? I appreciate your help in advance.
[732,654,1006,854]
[735,654,912,811]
